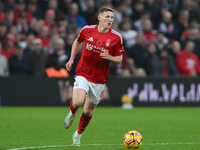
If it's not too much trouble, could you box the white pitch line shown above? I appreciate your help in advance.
[7,143,200,150]
[7,144,120,150]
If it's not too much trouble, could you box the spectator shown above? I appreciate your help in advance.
[46,34,59,55]
[156,2,171,28]
[5,10,14,30]
[120,19,137,49]
[127,33,147,69]
[44,9,56,32]
[168,41,181,61]
[35,25,50,51]
[131,2,145,22]
[159,2,171,17]
[34,19,44,34]
[134,11,150,32]
[143,43,158,75]
[29,18,39,35]
[158,11,179,41]
[181,26,199,43]
[27,38,47,77]
[27,1,43,19]
[13,0,32,23]
[47,38,68,70]
[58,0,72,15]
[9,43,31,76]
[0,22,7,43]
[123,0,133,17]
[46,38,69,77]
[83,0,98,25]
[67,3,87,28]
[154,31,169,54]
[176,41,200,76]
[50,24,58,37]
[0,11,6,22]
[58,26,66,39]
[8,25,18,37]
[121,58,137,77]
[16,12,30,33]
[144,0,160,26]
[113,1,126,24]
[65,33,75,57]
[0,42,9,77]
[181,0,200,22]
[17,31,27,50]
[153,48,179,76]
[175,9,190,41]
[2,33,16,61]
[143,19,157,47]
[48,0,64,21]
[58,16,68,29]
[115,53,135,77]
[24,32,35,55]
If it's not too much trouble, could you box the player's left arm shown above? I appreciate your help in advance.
[100,49,123,64]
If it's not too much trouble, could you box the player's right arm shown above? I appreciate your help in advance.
[66,39,82,71]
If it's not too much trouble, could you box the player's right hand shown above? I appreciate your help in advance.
[66,60,73,71]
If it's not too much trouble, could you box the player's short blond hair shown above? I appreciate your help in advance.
[98,7,114,15]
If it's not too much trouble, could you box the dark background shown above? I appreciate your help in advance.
[0,77,200,107]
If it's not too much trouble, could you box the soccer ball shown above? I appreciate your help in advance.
[123,130,143,149]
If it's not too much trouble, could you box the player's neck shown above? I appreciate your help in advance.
[98,25,109,33]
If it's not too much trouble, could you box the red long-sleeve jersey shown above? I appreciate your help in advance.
[176,50,200,76]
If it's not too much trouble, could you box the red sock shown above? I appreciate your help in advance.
[77,113,92,134]
[70,100,77,114]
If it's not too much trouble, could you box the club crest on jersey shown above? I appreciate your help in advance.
[96,40,102,46]
[106,39,110,47]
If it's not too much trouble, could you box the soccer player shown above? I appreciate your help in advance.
[64,7,124,146]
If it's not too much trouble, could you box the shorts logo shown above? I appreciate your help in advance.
[96,40,102,46]
[106,39,110,47]
[74,80,79,87]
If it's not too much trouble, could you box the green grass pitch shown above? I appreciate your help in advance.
[0,107,200,150]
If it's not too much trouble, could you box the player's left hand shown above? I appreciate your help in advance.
[100,49,111,60]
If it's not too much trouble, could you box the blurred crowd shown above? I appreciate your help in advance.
[0,0,200,77]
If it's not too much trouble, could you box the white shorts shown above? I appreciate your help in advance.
[73,76,105,104]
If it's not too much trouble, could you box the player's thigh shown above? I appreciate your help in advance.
[72,76,89,106]
[72,88,86,106]
[88,83,105,105]
[83,96,97,116]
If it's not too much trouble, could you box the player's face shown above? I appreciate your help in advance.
[99,11,114,29]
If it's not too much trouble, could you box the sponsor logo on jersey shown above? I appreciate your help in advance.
[106,39,110,47]
[88,37,93,41]
[86,43,93,51]
[86,43,109,53]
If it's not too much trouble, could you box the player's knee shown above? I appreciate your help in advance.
[83,109,93,117]
[73,101,83,108]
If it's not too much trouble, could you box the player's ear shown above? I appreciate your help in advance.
[98,15,101,21]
